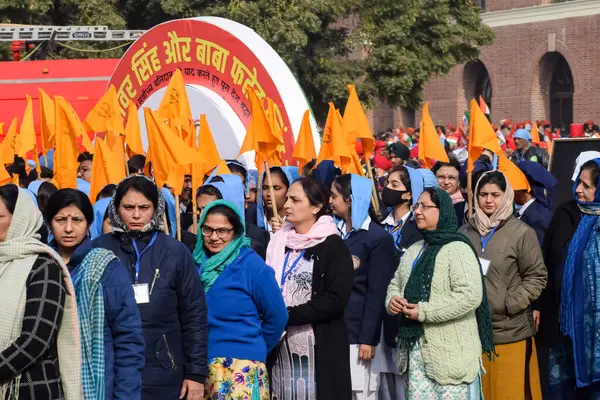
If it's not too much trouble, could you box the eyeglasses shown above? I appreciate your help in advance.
[436,175,458,182]
[411,203,438,212]
[201,226,234,239]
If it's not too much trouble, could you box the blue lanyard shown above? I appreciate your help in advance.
[280,250,306,290]
[411,245,425,270]
[131,232,159,283]
[480,226,498,257]
[338,221,353,241]
[70,267,79,284]
[386,223,403,250]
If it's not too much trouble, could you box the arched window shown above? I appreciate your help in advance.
[549,55,574,127]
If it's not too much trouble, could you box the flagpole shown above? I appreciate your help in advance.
[365,159,380,215]
[124,144,130,177]
[175,195,182,241]
[467,172,473,219]
[192,207,198,236]
[162,214,170,235]
[264,161,280,220]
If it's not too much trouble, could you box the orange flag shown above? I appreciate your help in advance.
[266,98,285,164]
[192,114,222,201]
[0,118,18,165]
[158,69,194,145]
[89,138,126,204]
[39,88,55,155]
[343,84,375,160]
[111,135,128,179]
[16,95,39,171]
[316,103,351,171]
[498,152,531,191]
[467,98,502,172]
[336,109,363,175]
[531,121,540,145]
[214,160,232,175]
[144,108,199,191]
[292,110,316,171]
[83,85,124,136]
[55,96,93,154]
[418,103,449,168]
[54,96,84,189]
[0,136,11,184]
[124,102,145,156]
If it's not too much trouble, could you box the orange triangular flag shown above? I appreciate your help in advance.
[55,96,93,154]
[0,118,18,165]
[531,121,540,145]
[16,95,40,172]
[84,85,124,135]
[144,108,199,191]
[158,69,194,143]
[39,88,55,155]
[111,135,127,179]
[418,103,449,168]
[467,99,502,172]
[124,102,145,156]
[266,98,285,161]
[343,84,375,160]
[249,89,282,163]
[498,152,531,191]
[316,103,351,171]
[292,110,317,171]
[192,115,222,202]
[54,96,83,189]
[89,138,126,204]
[0,136,11,184]
[336,109,363,175]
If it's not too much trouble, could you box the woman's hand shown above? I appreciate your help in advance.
[270,216,284,233]
[388,296,407,315]
[180,379,204,400]
[358,344,376,361]
[403,303,419,320]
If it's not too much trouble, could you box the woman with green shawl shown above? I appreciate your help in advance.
[193,199,287,400]
[385,187,494,398]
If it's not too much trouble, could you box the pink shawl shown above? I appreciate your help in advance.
[450,190,465,204]
[266,216,340,285]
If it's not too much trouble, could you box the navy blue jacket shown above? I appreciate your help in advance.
[382,218,423,347]
[518,200,553,246]
[66,239,144,400]
[344,221,397,346]
[93,231,208,400]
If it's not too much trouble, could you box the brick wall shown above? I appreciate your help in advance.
[485,0,549,12]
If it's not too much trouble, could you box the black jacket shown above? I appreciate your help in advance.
[246,223,270,260]
[344,221,397,346]
[93,231,208,400]
[274,235,354,400]
[518,200,553,247]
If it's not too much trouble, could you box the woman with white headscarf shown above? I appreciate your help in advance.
[0,184,82,400]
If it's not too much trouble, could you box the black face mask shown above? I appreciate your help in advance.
[382,187,410,208]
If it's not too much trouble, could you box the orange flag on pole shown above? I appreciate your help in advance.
[83,85,124,136]
[336,109,363,175]
[124,102,145,156]
[316,103,351,171]
[418,103,449,167]
[89,138,126,204]
[158,69,194,146]
[467,98,502,172]
[55,96,93,154]
[531,121,540,145]
[292,110,316,171]
[16,95,40,172]
[343,84,375,160]
[0,148,10,184]
[0,118,17,165]
[498,152,531,191]
[266,98,285,164]
[54,96,84,189]
[39,88,55,156]
[144,108,199,192]
[192,114,222,198]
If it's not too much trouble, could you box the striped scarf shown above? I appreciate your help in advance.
[72,248,116,400]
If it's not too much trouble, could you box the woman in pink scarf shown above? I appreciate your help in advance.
[267,177,355,400]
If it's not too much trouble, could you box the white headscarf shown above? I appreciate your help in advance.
[572,151,600,181]
[0,186,82,400]
[469,171,515,236]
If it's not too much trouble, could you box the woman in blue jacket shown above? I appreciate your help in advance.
[93,175,208,400]
[45,188,144,400]
[194,199,287,399]
[330,174,397,399]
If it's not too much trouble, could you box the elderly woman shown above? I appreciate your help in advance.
[0,184,81,400]
[93,175,208,400]
[46,188,144,400]
[432,158,465,227]
[459,171,547,400]
[386,187,494,397]
[194,199,287,399]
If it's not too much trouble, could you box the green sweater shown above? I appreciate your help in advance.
[386,240,483,385]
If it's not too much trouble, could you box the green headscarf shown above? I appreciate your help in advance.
[193,200,251,292]
[397,187,495,359]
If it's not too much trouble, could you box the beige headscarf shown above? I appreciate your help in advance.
[0,187,82,400]
[469,171,515,236]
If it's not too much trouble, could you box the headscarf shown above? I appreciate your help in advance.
[193,200,251,292]
[89,197,111,239]
[517,160,557,208]
[469,171,515,236]
[419,169,440,189]
[27,180,44,196]
[0,186,82,400]
[348,174,373,231]
[266,215,340,286]
[77,178,91,198]
[560,158,600,387]
[206,175,245,216]
[572,151,600,181]
[396,187,495,359]
[108,175,167,233]
[257,166,299,229]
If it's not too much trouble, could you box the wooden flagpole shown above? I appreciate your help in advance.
[467,171,473,219]
[264,161,280,219]
[175,194,181,241]
[365,159,380,215]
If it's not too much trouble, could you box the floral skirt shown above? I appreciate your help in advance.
[205,357,269,400]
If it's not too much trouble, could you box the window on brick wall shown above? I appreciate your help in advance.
[550,55,574,128]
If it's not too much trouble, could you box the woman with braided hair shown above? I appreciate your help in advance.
[386,186,494,397]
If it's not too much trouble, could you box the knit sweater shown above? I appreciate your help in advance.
[386,240,483,385]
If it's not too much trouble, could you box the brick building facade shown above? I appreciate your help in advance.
[370,0,600,132]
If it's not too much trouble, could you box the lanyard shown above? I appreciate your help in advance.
[70,267,79,284]
[280,250,306,290]
[411,245,425,270]
[480,226,498,257]
[131,232,159,283]
[386,223,403,250]
[338,221,353,241]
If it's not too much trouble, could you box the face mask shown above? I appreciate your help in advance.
[382,187,409,208]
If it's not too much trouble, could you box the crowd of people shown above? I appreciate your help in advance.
[0,115,599,400]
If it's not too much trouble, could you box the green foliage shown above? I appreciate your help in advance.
[0,0,493,123]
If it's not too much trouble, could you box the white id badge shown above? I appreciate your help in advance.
[479,258,491,276]
[133,283,150,304]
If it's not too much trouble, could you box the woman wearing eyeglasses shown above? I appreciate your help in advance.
[432,158,465,227]
[194,199,287,399]
[386,187,495,397]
